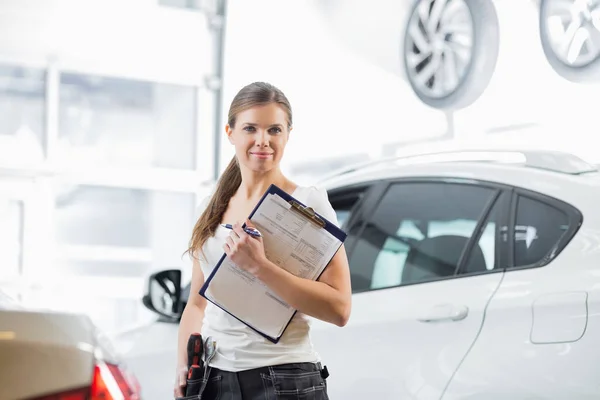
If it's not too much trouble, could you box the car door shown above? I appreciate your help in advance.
[311,178,509,400]
[443,188,594,399]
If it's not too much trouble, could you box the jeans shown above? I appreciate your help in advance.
[178,362,329,400]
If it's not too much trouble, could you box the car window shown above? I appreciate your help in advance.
[348,182,499,293]
[513,195,570,267]
[460,192,508,273]
[328,186,368,228]
[335,210,352,227]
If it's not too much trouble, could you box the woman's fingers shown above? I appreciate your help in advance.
[223,236,233,254]
[174,366,187,398]
[232,221,246,239]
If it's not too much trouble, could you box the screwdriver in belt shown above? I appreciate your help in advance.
[185,333,204,396]
[185,364,204,396]
[187,332,203,368]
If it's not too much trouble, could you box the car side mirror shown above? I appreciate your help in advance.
[142,269,183,320]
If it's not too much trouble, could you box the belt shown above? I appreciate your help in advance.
[219,362,329,380]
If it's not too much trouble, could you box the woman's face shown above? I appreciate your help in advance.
[226,103,291,173]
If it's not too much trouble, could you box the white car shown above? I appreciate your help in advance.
[121,149,600,399]
[0,289,141,400]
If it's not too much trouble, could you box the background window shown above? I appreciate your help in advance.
[58,73,196,169]
[0,65,45,163]
[51,185,196,331]
[514,196,569,267]
[348,182,497,292]
[25,278,143,334]
[0,199,24,280]
[55,185,152,248]
[54,185,195,271]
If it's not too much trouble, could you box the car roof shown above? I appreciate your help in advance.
[319,149,600,213]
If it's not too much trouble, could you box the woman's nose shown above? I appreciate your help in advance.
[256,130,269,146]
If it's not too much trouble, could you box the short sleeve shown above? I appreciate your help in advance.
[305,186,339,227]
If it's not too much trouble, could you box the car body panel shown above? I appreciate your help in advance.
[0,309,95,400]
[116,321,179,400]
[310,272,504,399]
[442,220,600,399]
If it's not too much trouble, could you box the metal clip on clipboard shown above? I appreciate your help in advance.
[288,200,326,228]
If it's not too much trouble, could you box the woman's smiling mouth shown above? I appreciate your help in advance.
[250,152,273,159]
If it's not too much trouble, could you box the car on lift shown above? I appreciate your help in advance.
[538,0,600,83]
[309,0,600,110]
[310,0,501,110]
[0,289,141,400]
[119,149,600,399]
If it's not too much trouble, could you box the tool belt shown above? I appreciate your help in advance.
[177,333,217,400]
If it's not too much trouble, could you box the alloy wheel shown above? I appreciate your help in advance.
[404,0,475,99]
[542,0,600,67]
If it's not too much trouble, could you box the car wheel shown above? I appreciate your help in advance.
[403,0,500,110]
[539,0,600,82]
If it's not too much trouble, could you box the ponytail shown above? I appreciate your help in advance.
[186,156,241,259]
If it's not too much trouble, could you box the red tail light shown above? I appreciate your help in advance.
[30,361,140,400]
[91,362,141,400]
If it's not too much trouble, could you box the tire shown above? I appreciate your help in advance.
[539,0,600,83]
[402,0,500,110]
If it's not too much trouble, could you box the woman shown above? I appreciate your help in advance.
[174,82,351,399]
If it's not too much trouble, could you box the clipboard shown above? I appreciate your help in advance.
[199,184,347,343]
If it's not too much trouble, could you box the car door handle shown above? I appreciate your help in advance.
[417,304,469,323]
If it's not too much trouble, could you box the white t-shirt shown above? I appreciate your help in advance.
[197,185,339,372]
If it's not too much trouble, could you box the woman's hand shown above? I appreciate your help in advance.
[173,364,188,398]
[224,220,267,275]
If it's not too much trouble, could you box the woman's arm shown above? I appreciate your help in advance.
[225,223,352,327]
[174,257,207,397]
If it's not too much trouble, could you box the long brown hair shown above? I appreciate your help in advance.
[186,82,293,259]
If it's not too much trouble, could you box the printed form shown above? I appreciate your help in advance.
[203,193,343,339]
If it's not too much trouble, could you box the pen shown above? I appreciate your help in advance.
[221,224,262,238]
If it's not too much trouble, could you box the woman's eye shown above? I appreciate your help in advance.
[269,127,282,134]
[243,126,256,132]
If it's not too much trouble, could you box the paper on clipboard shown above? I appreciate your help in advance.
[200,186,346,342]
